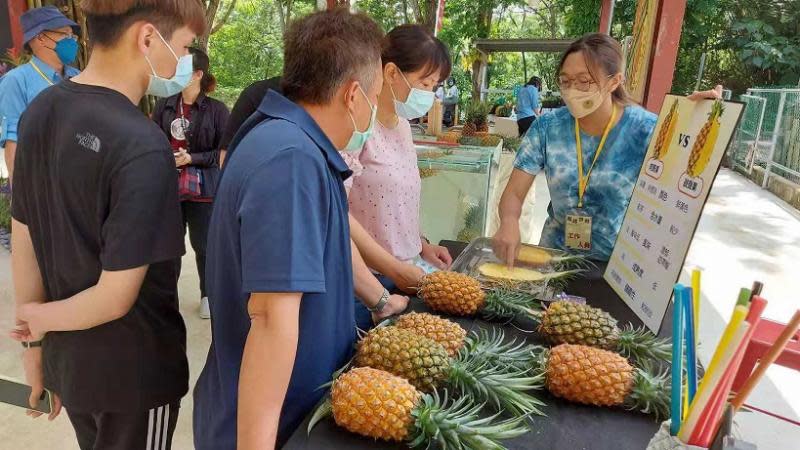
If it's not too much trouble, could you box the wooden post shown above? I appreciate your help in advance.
[598,0,614,35]
[7,0,27,54]
[643,0,687,113]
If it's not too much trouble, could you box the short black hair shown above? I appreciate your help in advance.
[383,24,451,82]
[527,76,542,89]
[80,0,206,47]
[189,47,216,94]
[281,8,383,104]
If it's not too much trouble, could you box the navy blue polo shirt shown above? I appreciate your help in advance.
[193,91,355,449]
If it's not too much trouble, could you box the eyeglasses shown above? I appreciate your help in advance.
[558,74,614,92]
[43,30,77,40]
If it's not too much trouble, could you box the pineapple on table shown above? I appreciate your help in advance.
[534,344,670,418]
[354,326,545,416]
[309,367,529,447]
[418,271,487,316]
[394,312,467,357]
[476,288,671,364]
[394,312,539,371]
[533,300,671,364]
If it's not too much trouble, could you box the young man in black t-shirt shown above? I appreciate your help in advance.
[9,1,206,449]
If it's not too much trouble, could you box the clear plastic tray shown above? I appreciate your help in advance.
[450,237,569,277]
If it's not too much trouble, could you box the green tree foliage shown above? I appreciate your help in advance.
[208,0,314,95]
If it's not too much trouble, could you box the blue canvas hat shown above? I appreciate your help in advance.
[21,6,79,45]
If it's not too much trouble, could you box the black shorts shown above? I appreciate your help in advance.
[517,116,536,137]
[67,401,180,450]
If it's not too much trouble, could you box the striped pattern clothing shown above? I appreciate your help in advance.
[66,401,180,450]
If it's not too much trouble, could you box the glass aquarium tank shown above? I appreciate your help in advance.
[416,142,501,245]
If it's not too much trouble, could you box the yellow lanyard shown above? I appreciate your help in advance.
[575,104,617,208]
[29,61,55,86]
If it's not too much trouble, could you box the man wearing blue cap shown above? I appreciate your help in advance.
[0,6,80,183]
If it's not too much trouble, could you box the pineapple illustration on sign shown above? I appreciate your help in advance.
[679,100,724,198]
[645,97,680,180]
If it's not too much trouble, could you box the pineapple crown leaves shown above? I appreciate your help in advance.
[447,355,546,417]
[625,367,671,420]
[408,390,530,449]
[709,100,725,120]
[617,325,672,365]
[307,397,332,435]
[480,287,541,322]
[461,328,540,372]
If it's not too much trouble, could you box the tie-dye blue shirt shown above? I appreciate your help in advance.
[514,105,657,260]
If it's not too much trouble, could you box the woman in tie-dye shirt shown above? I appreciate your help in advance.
[493,33,718,263]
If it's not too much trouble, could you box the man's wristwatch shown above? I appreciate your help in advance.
[21,340,43,349]
[367,289,390,313]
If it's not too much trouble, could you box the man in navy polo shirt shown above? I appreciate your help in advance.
[193,9,385,450]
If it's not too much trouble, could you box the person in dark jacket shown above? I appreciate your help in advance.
[152,47,229,319]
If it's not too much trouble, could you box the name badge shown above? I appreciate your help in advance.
[565,213,592,250]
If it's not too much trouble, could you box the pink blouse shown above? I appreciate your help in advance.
[347,118,422,262]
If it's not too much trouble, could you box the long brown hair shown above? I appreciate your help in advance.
[558,33,632,105]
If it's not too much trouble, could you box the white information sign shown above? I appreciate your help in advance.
[604,95,744,333]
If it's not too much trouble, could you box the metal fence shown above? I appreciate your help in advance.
[743,88,800,186]
[730,94,767,174]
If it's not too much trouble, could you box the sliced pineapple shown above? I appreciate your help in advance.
[516,247,554,266]
[479,263,556,281]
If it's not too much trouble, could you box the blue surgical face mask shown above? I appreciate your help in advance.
[54,36,78,65]
[43,32,79,65]
[391,71,435,120]
[344,85,377,151]
[144,29,193,98]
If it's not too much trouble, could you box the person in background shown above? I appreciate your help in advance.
[493,33,722,264]
[217,75,281,166]
[9,0,206,448]
[152,47,229,320]
[193,9,387,449]
[442,77,459,127]
[346,24,453,330]
[516,75,542,136]
[0,6,80,183]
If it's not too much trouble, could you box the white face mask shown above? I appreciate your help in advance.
[144,29,193,98]
[391,71,435,120]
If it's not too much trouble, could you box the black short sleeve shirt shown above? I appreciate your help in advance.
[12,80,188,412]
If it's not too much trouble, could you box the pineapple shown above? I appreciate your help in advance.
[394,312,466,357]
[534,301,671,364]
[652,98,680,160]
[479,134,503,147]
[393,313,537,371]
[309,367,530,447]
[354,326,545,416]
[418,271,486,316]
[516,245,585,268]
[436,131,461,144]
[535,344,670,418]
[462,101,491,136]
[479,263,580,283]
[687,100,724,177]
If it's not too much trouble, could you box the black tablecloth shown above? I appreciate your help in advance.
[284,241,673,450]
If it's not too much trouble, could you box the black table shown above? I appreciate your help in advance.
[284,241,674,450]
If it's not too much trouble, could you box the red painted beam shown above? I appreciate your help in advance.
[7,0,27,54]
[644,0,687,113]
[327,0,349,9]
[598,0,614,35]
